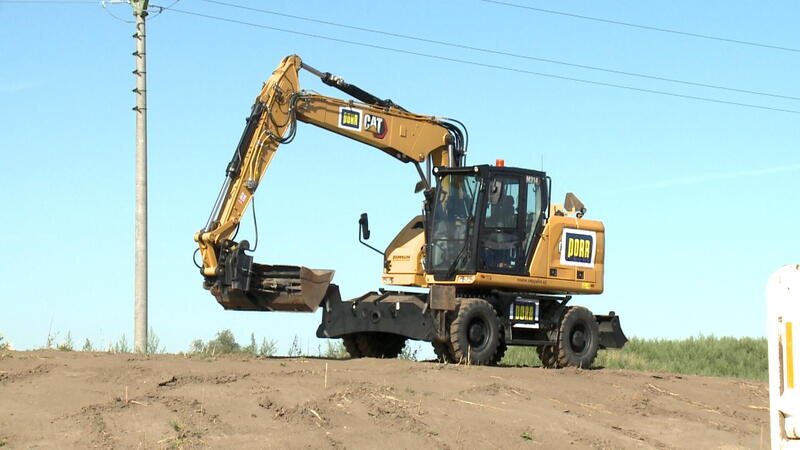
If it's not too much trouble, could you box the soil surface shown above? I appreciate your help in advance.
[0,350,770,449]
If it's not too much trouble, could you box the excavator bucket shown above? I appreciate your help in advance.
[206,245,335,312]
[250,264,335,312]
[595,312,628,349]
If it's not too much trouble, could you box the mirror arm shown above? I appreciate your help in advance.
[358,214,385,257]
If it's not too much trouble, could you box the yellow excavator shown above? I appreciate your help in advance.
[195,55,626,367]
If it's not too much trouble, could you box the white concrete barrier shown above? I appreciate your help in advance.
[767,265,800,450]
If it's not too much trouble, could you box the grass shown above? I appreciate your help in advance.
[500,335,768,381]
[164,419,203,449]
[4,329,769,381]
[31,328,166,354]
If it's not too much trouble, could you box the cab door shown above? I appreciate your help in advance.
[477,174,526,275]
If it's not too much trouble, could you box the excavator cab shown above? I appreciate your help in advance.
[427,165,548,282]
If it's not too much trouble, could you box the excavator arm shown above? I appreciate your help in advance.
[195,54,464,312]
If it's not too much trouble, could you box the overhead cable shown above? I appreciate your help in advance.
[196,0,799,101]
[482,0,800,53]
[165,7,800,116]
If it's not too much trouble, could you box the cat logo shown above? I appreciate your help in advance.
[559,228,596,268]
[363,113,387,139]
[338,107,362,131]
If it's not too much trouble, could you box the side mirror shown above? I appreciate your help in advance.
[359,213,370,240]
[358,212,384,256]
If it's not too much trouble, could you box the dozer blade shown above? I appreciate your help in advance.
[207,244,335,312]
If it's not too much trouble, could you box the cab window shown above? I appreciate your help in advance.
[480,176,522,272]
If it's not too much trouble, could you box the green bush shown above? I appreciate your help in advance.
[112,334,131,353]
[323,340,349,359]
[287,335,303,357]
[57,332,74,351]
[146,328,166,354]
[189,330,279,357]
[499,335,768,381]
[242,333,258,355]
[258,338,278,357]
[400,342,419,361]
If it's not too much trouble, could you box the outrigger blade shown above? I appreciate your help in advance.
[206,242,334,312]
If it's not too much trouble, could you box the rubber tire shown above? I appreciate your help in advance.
[342,334,363,358]
[536,345,558,368]
[555,306,600,368]
[449,298,502,365]
[356,332,407,359]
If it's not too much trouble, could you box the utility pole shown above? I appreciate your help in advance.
[132,0,149,353]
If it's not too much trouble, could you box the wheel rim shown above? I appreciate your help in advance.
[467,318,489,351]
[569,324,588,355]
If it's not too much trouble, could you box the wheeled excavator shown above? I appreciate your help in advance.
[195,55,627,367]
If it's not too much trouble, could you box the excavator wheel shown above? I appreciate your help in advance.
[449,298,502,365]
[350,332,407,359]
[554,306,600,368]
[536,345,558,368]
[342,334,363,358]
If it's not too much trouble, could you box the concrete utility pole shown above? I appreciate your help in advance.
[132,0,149,353]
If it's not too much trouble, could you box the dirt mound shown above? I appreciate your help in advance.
[0,350,769,448]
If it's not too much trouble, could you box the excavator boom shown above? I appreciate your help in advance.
[195,55,464,312]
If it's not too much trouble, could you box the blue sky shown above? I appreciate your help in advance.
[1,0,798,354]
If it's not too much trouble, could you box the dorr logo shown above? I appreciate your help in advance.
[338,107,362,131]
[560,228,596,268]
[363,114,387,139]
[566,234,592,262]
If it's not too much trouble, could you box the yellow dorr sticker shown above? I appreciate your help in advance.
[513,301,538,322]
[560,228,597,268]
[567,236,592,260]
[338,106,362,131]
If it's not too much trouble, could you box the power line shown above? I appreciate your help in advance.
[148,0,180,20]
[101,0,134,24]
[482,0,800,53]
[165,7,800,116]
[196,0,799,102]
